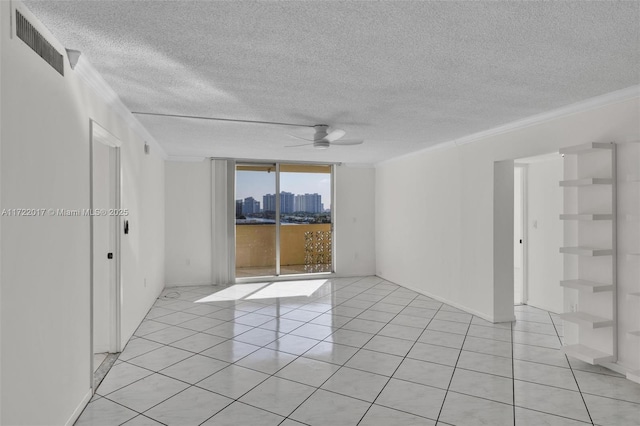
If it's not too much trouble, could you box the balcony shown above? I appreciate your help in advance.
[236,223,332,278]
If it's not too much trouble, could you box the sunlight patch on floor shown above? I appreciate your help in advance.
[195,279,329,303]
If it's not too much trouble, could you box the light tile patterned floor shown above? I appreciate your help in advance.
[75,276,640,425]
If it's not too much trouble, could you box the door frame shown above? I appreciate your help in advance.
[89,120,122,391]
[234,160,336,282]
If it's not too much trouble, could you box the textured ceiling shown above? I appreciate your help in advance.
[25,1,640,164]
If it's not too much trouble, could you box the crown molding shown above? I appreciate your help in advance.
[378,85,640,166]
[166,156,207,162]
[73,57,168,160]
[341,163,375,168]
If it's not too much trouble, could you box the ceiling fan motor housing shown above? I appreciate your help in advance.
[314,140,330,149]
[314,125,329,140]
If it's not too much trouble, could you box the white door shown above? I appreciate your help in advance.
[92,140,117,354]
[514,166,525,304]
[91,121,122,373]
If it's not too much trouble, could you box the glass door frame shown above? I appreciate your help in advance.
[234,160,336,283]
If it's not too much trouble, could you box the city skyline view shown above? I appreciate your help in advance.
[236,171,331,210]
[237,191,326,215]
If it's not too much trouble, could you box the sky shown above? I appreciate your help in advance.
[236,171,331,209]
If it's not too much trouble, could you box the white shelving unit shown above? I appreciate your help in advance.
[560,178,614,187]
[559,312,614,329]
[560,213,614,221]
[562,344,614,364]
[559,142,617,365]
[623,161,640,383]
[559,247,613,256]
[560,279,613,293]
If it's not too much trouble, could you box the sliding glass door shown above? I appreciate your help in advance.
[235,164,277,278]
[279,164,332,274]
[235,162,333,279]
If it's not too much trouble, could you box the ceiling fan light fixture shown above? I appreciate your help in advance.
[314,140,330,149]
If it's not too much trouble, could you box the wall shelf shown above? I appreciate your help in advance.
[560,246,613,256]
[559,142,615,155]
[560,214,613,221]
[562,344,614,364]
[560,178,613,187]
[559,312,614,329]
[560,279,613,293]
[560,142,617,367]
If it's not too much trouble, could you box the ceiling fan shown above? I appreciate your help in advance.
[131,112,364,150]
[286,125,364,150]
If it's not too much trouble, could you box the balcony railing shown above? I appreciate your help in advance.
[236,223,332,276]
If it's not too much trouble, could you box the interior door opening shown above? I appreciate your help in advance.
[514,165,526,305]
[235,162,333,279]
[90,121,121,390]
[513,152,564,313]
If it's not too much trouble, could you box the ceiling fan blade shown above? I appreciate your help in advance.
[325,129,346,142]
[331,139,363,146]
[285,142,315,148]
[287,134,314,142]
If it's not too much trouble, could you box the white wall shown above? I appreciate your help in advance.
[376,95,639,324]
[493,160,515,322]
[0,2,4,421]
[164,163,376,285]
[335,165,376,276]
[165,160,212,286]
[0,2,165,425]
[525,157,564,313]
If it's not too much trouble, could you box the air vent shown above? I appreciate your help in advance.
[15,10,64,76]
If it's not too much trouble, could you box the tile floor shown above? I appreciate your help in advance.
[75,276,640,425]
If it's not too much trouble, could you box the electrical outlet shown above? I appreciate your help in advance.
[144,278,147,287]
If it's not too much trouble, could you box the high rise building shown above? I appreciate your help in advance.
[280,191,294,213]
[263,192,295,213]
[235,199,243,217]
[242,197,260,215]
[294,193,323,213]
[263,194,276,213]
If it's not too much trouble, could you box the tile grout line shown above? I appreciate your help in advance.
[548,310,595,426]
[434,312,473,425]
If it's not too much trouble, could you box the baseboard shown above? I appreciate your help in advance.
[65,389,92,426]
[165,281,215,288]
[524,300,562,315]
[378,276,513,324]
[598,361,632,377]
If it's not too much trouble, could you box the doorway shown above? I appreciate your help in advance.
[90,121,121,390]
[235,162,334,279]
[514,165,526,305]
[513,152,564,313]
